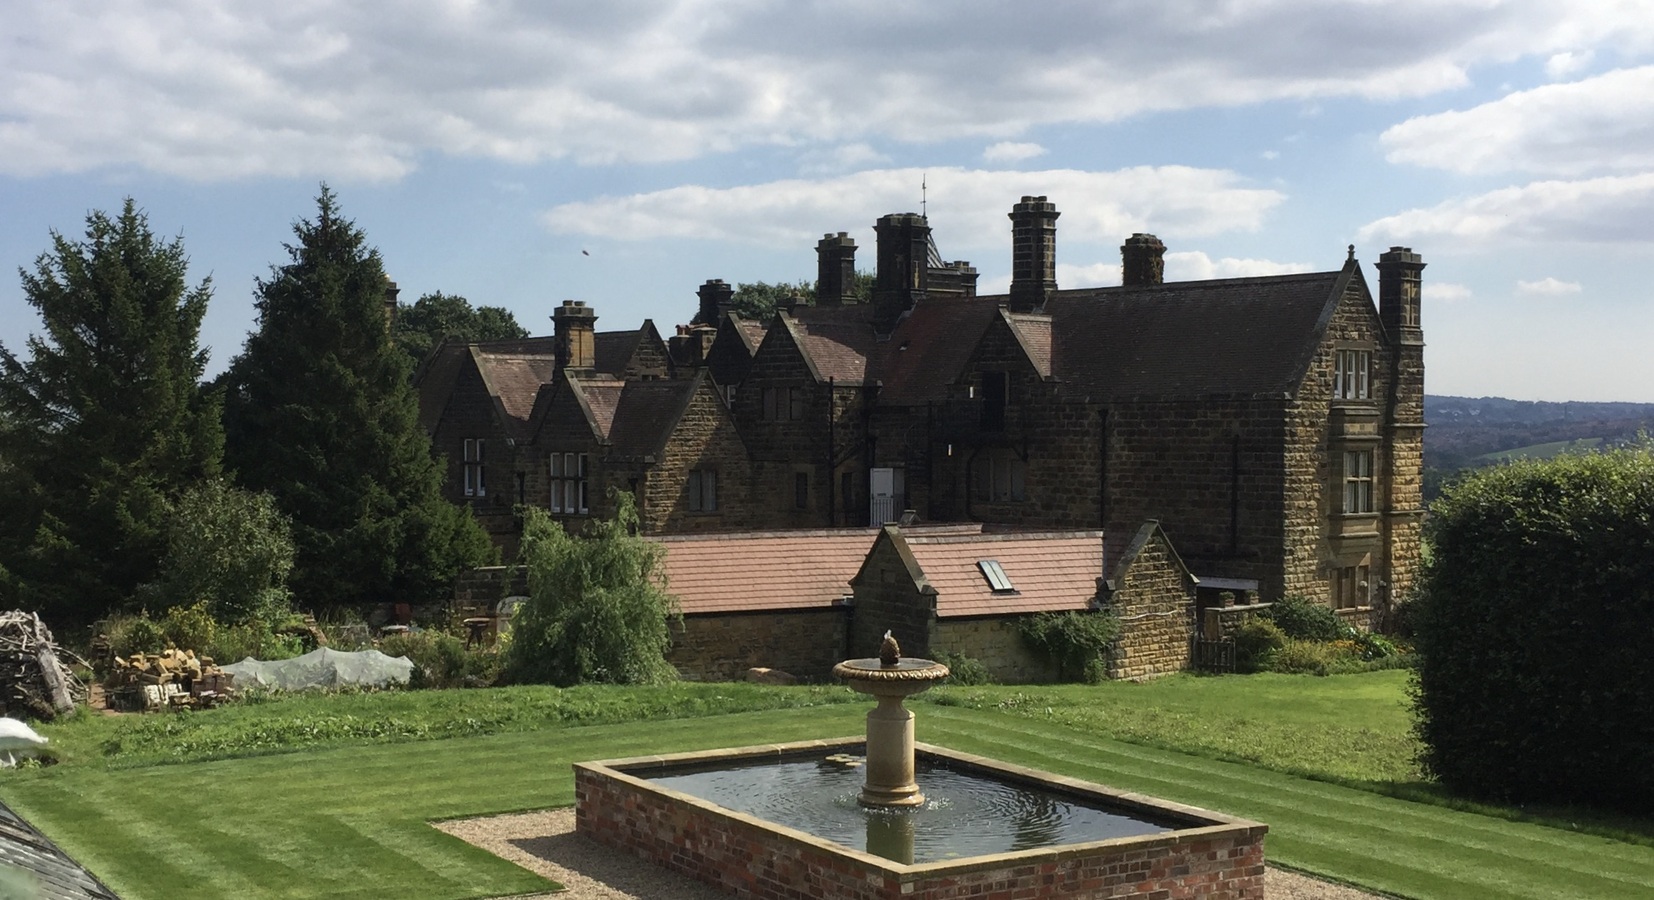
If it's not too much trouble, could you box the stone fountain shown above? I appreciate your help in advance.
[573,630,1269,900]
[831,631,949,808]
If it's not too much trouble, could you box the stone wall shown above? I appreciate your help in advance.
[575,747,1269,900]
[1106,528,1197,681]
[430,355,525,549]
[847,530,937,661]
[668,609,847,682]
[640,376,756,534]
[931,617,1060,683]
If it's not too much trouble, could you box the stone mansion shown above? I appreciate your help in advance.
[419,197,1424,676]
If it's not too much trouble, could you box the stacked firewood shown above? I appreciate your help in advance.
[0,610,87,720]
[108,648,234,710]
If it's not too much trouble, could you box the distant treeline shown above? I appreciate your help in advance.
[1424,395,1654,500]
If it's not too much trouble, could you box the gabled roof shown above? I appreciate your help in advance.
[653,528,881,614]
[1107,520,1197,589]
[773,305,881,386]
[1005,311,1053,379]
[872,297,1004,405]
[1043,266,1350,400]
[469,348,558,439]
[862,527,1105,618]
[605,376,704,461]
[565,375,626,441]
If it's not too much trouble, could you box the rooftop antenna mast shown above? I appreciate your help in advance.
[921,173,927,218]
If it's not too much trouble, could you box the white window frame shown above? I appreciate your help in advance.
[1343,449,1374,514]
[1333,349,1372,400]
[550,452,589,514]
[463,439,486,498]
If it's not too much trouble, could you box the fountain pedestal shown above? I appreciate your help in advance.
[832,656,949,808]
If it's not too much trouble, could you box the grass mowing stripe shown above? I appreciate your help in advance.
[921,708,1654,899]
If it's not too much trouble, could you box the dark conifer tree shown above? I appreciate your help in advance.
[220,187,493,610]
[0,200,222,626]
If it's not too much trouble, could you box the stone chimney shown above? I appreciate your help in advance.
[669,323,717,370]
[1008,196,1060,312]
[695,279,733,326]
[1376,246,1424,340]
[816,232,858,306]
[1121,233,1166,287]
[383,278,400,331]
[553,300,597,371]
[873,213,930,333]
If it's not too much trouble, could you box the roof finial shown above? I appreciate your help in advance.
[1347,244,1355,262]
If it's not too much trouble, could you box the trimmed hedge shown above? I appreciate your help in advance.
[1416,446,1654,812]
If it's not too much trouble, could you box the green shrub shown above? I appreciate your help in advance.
[1232,618,1286,673]
[1417,446,1654,812]
[1269,638,1346,676]
[503,495,678,686]
[1263,596,1345,642]
[1017,610,1120,682]
[104,614,167,659]
[380,630,500,689]
[141,479,296,625]
[932,651,993,686]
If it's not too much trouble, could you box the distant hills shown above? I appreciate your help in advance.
[1425,395,1654,473]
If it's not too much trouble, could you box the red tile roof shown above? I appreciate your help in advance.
[652,529,880,614]
[901,530,1105,618]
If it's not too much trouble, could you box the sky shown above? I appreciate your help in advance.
[3,2,1653,403]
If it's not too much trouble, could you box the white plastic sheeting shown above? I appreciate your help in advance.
[221,647,414,691]
[0,717,48,767]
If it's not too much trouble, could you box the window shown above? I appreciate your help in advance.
[980,371,1009,431]
[1333,349,1371,400]
[973,449,1026,502]
[978,560,1015,593]
[688,469,717,512]
[761,386,806,421]
[463,439,486,497]
[794,472,809,509]
[1334,564,1370,609]
[1343,450,1374,514]
[550,452,589,514]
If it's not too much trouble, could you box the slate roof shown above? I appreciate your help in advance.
[566,375,627,440]
[0,799,119,899]
[873,298,1004,405]
[470,349,557,438]
[1043,269,1347,400]
[605,377,702,460]
[653,523,988,614]
[781,306,882,385]
[898,530,1105,618]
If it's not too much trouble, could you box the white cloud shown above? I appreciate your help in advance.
[798,143,891,174]
[1545,50,1594,78]
[1517,277,1583,295]
[1427,282,1473,304]
[1164,251,1314,281]
[5,2,1654,180]
[542,166,1286,251]
[983,142,1047,163]
[1358,173,1654,246]
[1380,67,1654,176]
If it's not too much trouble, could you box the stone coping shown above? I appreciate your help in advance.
[574,735,1267,882]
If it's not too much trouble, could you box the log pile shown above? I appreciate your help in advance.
[0,611,86,720]
[108,648,234,710]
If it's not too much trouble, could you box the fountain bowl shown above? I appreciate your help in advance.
[574,736,1267,900]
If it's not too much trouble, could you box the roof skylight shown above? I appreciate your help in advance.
[977,559,1015,593]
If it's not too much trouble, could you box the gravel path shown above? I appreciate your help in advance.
[434,808,1390,900]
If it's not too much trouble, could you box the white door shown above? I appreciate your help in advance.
[869,468,896,524]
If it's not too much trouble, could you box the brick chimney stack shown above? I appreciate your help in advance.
[1121,233,1166,287]
[816,232,858,306]
[553,300,597,371]
[873,213,931,333]
[695,279,733,326]
[1008,196,1059,312]
[383,278,400,331]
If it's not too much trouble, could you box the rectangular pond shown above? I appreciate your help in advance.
[575,736,1267,900]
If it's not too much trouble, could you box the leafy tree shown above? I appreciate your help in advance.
[220,187,494,611]
[504,496,678,686]
[393,291,527,368]
[1415,445,1654,812]
[729,280,814,323]
[0,200,222,626]
[140,478,295,626]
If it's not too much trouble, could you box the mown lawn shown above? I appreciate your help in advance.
[1,673,1649,900]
